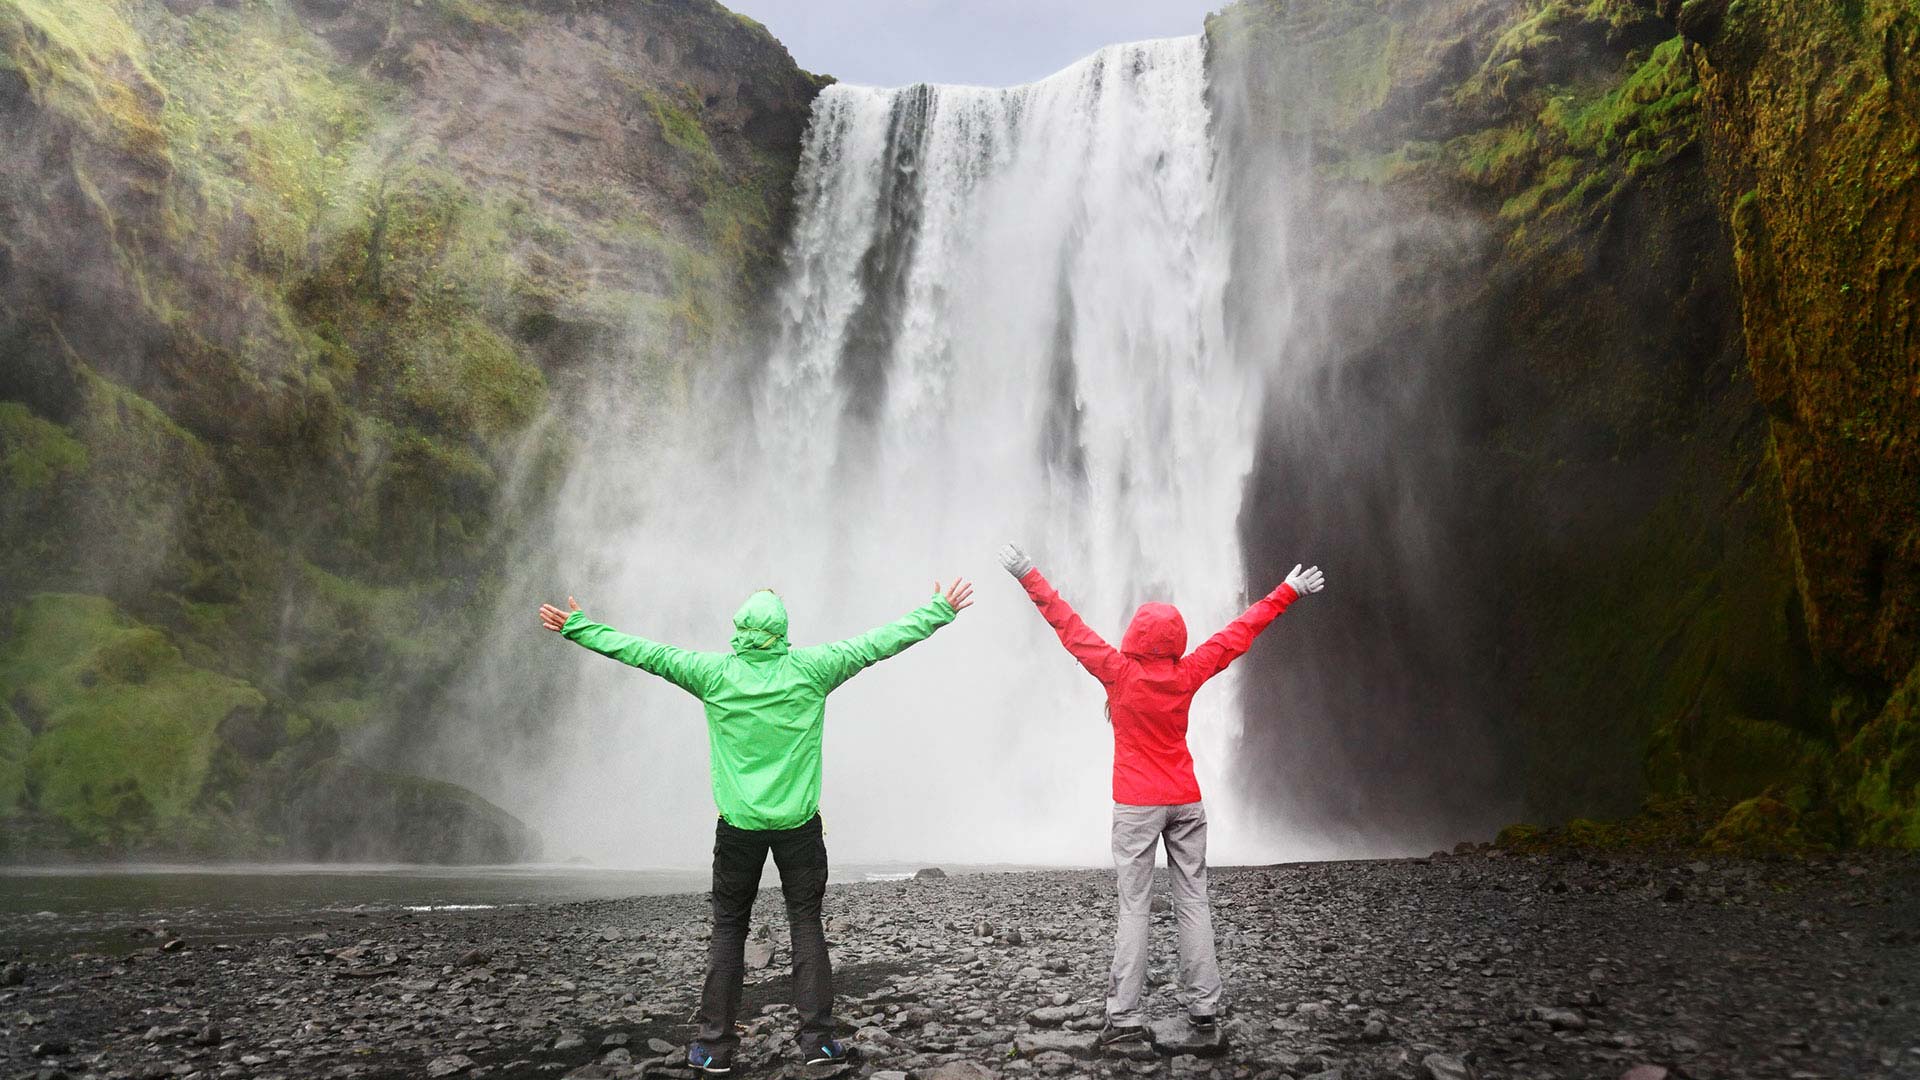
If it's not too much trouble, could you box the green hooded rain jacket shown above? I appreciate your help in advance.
[561,590,956,830]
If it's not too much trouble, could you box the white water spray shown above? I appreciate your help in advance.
[484,36,1335,867]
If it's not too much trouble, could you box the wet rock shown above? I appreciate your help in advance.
[1150,896,1173,914]
[1014,1031,1098,1055]
[1529,1006,1587,1031]
[31,1041,70,1057]
[914,867,948,880]
[1421,1053,1474,1080]
[1,962,25,986]
[1148,1018,1229,1057]
[1025,1003,1091,1026]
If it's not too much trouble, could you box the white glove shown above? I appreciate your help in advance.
[996,542,1034,579]
[1283,563,1325,596]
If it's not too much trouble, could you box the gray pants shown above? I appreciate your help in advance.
[1107,801,1223,1025]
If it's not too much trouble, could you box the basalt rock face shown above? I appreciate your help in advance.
[0,0,824,857]
[1212,0,1917,848]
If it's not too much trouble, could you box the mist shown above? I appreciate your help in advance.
[410,12,1521,869]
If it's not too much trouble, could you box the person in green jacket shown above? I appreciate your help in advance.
[538,579,974,1073]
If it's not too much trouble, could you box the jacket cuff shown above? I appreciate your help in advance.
[560,610,589,635]
[1273,583,1299,605]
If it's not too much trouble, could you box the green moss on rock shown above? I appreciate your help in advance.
[0,594,265,848]
[0,401,86,489]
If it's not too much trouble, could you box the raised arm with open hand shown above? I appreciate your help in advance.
[792,579,970,692]
[1185,562,1326,681]
[542,595,720,697]
[1006,545,1127,685]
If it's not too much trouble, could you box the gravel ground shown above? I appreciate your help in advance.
[3,850,1916,1080]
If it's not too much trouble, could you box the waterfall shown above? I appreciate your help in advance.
[487,36,1340,867]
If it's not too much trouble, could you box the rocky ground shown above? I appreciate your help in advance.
[2,851,1916,1080]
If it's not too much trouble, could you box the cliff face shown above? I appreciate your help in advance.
[1683,0,1920,846]
[1212,0,1917,849]
[0,0,822,858]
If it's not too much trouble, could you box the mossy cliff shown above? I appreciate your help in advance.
[0,0,823,858]
[1212,0,1917,849]
[1681,0,1920,847]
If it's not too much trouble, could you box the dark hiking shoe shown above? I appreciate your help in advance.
[1187,1012,1218,1029]
[687,1042,734,1075]
[803,1037,852,1065]
[1100,1024,1150,1046]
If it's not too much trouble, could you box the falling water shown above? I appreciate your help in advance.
[461,36,1344,867]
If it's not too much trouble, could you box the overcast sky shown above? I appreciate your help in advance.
[724,1,1227,88]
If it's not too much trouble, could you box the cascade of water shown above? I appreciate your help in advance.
[468,36,1337,866]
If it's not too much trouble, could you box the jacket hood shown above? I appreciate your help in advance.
[730,590,790,656]
[1120,602,1186,658]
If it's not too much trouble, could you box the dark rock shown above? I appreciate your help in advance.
[914,867,948,880]
[1148,1018,1229,1057]
[31,1041,71,1057]
[425,1054,475,1077]
[1529,1006,1587,1031]
[1014,1031,1098,1055]
[745,940,775,969]
[1421,1053,1474,1080]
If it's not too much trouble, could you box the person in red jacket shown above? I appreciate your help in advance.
[997,542,1324,1043]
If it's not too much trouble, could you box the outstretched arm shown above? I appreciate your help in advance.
[999,543,1127,685]
[1184,563,1325,683]
[793,579,972,692]
[539,596,717,698]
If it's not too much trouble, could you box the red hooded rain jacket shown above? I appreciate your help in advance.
[1018,568,1298,806]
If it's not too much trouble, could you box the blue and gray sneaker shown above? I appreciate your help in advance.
[687,1042,734,1075]
[803,1037,852,1066]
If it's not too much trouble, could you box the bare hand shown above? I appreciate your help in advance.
[539,596,581,632]
[936,578,975,613]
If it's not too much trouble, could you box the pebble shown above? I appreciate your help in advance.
[424,1053,475,1077]
[1,858,1909,1080]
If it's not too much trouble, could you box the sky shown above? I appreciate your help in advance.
[723,0,1227,88]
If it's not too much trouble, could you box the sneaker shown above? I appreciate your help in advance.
[803,1037,852,1065]
[1187,1011,1218,1029]
[1099,1023,1150,1046]
[687,1042,734,1075]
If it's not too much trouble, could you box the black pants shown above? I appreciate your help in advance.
[695,813,833,1047]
